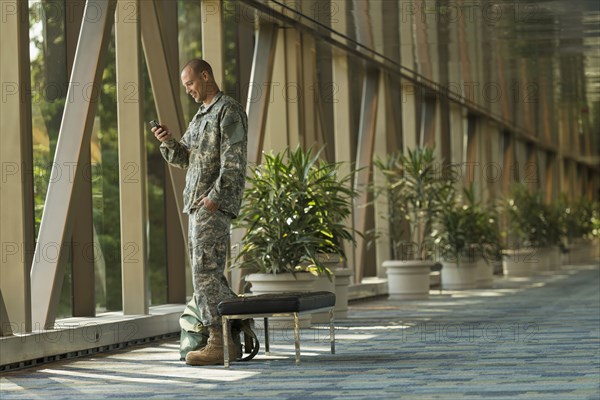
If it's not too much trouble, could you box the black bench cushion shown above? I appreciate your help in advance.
[218,291,336,316]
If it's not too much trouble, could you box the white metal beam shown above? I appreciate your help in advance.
[330,0,355,281]
[116,0,149,315]
[263,22,291,153]
[373,73,391,279]
[299,33,319,148]
[353,67,379,283]
[402,77,417,152]
[282,27,301,150]
[0,0,34,333]
[246,20,278,164]
[0,291,13,336]
[352,0,379,283]
[29,0,117,329]
[201,0,225,86]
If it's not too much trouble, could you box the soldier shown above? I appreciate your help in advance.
[152,59,247,366]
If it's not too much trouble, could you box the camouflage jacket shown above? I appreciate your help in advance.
[160,92,248,217]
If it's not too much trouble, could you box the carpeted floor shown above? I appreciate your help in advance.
[1,264,599,399]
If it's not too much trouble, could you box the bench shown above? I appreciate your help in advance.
[218,291,336,368]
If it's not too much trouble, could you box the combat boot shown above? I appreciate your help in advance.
[185,326,237,366]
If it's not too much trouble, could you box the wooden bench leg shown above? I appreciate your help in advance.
[329,308,335,354]
[219,307,335,366]
[222,317,230,368]
[294,312,300,365]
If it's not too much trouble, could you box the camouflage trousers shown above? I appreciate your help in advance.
[188,207,237,327]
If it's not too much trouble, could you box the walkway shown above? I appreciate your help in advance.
[1,264,599,399]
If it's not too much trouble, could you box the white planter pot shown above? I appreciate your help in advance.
[502,248,537,277]
[311,274,336,323]
[551,246,562,269]
[476,258,494,288]
[382,260,434,300]
[568,238,595,264]
[313,254,349,321]
[560,248,570,268]
[537,246,561,271]
[441,259,478,290]
[585,240,596,263]
[245,272,318,328]
[492,259,503,275]
[333,268,352,319]
[565,241,577,265]
[593,237,600,260]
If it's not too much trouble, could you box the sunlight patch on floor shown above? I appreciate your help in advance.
[40,366,260,383]
[0,378,26,392]
[40,368,192,385]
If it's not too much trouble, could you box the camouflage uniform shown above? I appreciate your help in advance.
[160,92,248,327]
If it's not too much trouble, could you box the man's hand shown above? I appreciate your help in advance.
[200,197,219,212]
[152,124,173,142]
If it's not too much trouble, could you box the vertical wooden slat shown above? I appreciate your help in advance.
[66,0,96,318]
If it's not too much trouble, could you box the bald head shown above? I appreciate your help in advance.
[182,59,214,78]
[181,59,219,104]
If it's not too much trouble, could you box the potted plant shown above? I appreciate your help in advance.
[434,187,483,290]
[561,197,600,264]
[307,156,359,321]
[477,202,502,287]
[233,146,357,326]
[556,194,580,266]
[501,184,559,276]
[374,147,451,299]
[590,201,600,261]
[544,199,563,271]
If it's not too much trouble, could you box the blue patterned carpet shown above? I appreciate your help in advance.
[1,264,599,399]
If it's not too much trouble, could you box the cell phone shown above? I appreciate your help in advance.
[149,120,161,130]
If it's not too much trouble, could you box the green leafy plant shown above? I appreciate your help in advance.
[556,194,582,242]
[234,146,358,277]
[556,195,600,241]
[479,201,502,264]
[502,184,560,248]
[373,147,452,260]
[434,186,491,265]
